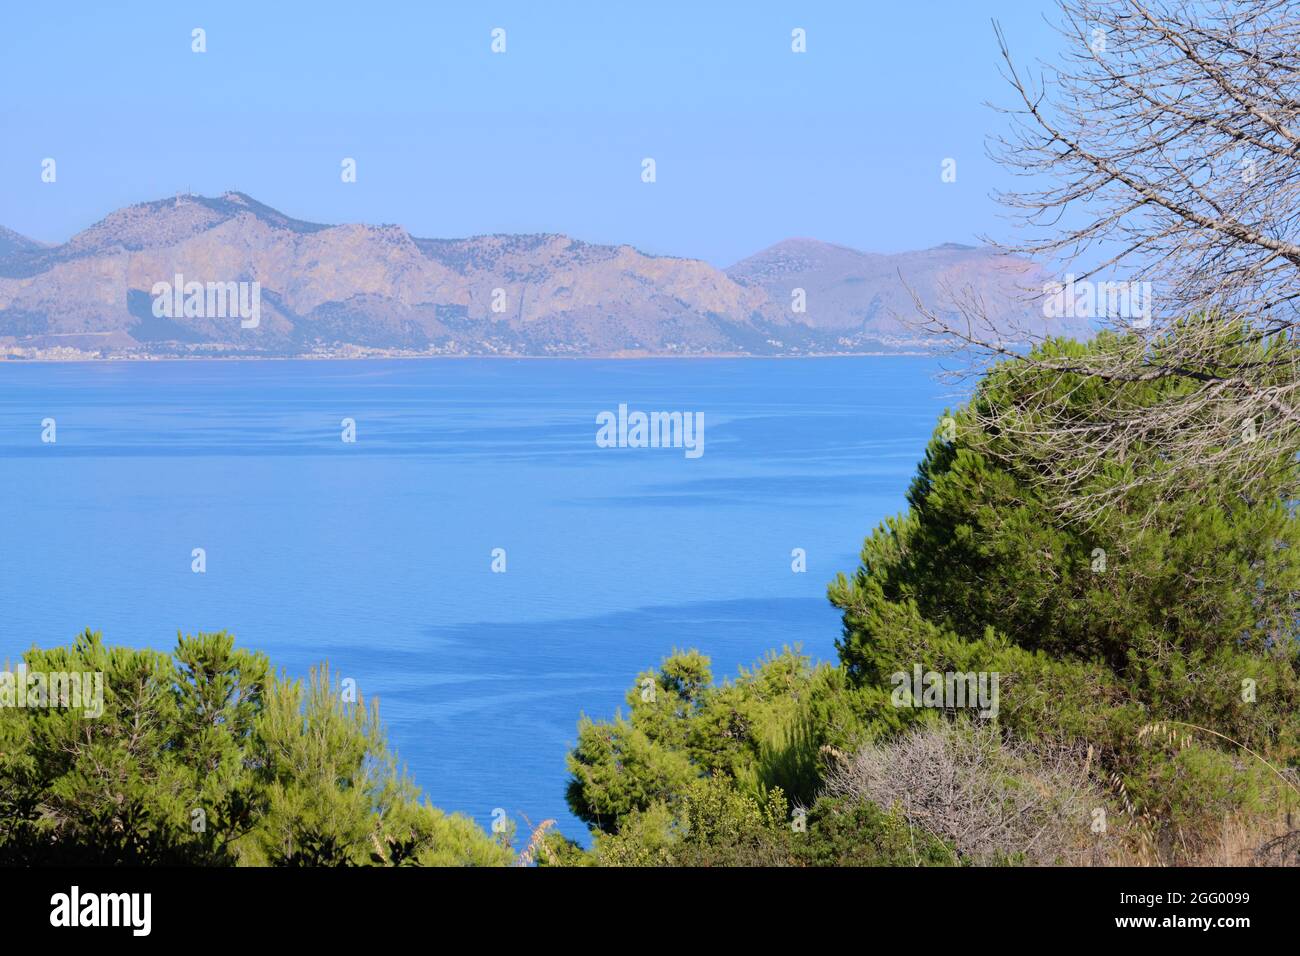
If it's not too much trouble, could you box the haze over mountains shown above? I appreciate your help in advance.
[0,193,1068,358]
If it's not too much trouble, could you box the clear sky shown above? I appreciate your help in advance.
[0,0,1061,266]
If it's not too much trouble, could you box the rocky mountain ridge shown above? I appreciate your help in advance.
[0,193,1066,358]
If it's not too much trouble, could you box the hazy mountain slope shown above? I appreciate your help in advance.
[727,238,1080,342]
[0,194,1067,357]
[0,226,47,260]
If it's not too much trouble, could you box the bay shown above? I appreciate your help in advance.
[0,356,956,841]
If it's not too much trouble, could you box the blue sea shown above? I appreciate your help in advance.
[0,357,956,842]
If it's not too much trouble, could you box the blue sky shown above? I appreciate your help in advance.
[0,0,1060,266]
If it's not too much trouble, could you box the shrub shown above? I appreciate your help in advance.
[823,721,1121,865]
[0,630,509,867]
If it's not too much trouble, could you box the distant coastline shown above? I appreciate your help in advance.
[0,192,1076,363]
[0,348,938,363]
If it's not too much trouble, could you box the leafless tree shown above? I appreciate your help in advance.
[919,0,1300,522]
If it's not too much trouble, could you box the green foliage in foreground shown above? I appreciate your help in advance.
[564,647,886,832]
[562,329,1300,866]
[587,776,957,867]
[0,630,510,866]
[828,332,1300,833]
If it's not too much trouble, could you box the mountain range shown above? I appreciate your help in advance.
[0,192,1068,358]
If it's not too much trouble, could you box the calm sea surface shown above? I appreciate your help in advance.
[0,356,956,842]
